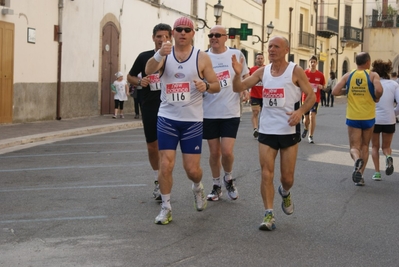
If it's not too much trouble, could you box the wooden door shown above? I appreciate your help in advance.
[101,22,119,114]
[0,21,14,123]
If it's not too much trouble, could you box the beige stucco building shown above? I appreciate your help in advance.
[1,0,398,124]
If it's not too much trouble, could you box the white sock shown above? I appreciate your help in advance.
[213,177,221,186]
[161,194,171,210]
[265,209,273,215]
[193,182,201,191]
[224,172,232,181]
[280,186,289,196]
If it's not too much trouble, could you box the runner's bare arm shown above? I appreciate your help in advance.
[371,71,383,102]
[232,54,263,93]
[293,66,315,117]
[145,35,172,75]
[196,51,220,94]
[332,73,348,96]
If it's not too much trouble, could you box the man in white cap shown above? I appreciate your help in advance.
[145,17,220,225]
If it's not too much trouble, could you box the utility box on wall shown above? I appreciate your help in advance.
[0,0,11,7]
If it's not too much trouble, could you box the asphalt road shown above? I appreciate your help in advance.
[1,101,399,267]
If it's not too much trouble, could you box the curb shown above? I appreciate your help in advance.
[0,121,143,150]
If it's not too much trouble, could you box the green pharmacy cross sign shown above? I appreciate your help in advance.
[228,23,253,41]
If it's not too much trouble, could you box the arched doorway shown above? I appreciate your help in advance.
[330,58,336,74]
[101,22,120,114]
[342,60,348,77]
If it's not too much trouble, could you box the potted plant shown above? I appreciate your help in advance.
[383,4,397,27]
[374,1,398,27]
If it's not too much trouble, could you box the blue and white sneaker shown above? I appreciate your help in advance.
[259,211,276,231]
[278,185,294,215]
[223,176,238,200]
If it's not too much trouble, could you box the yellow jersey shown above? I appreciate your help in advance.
[345,69,376,120]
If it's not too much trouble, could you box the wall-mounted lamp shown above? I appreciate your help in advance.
[196,0,224,30]
[213,0,224,24]
[252,21,274,44]
[331,38,347,55]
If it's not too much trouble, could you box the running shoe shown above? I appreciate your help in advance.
[385,156,394,176]
[278,185,294,215]
[301,128,308,139]
[352,158,364,183]
[223,176,239,200]
[355,177,365,186]
[372,172,382,181]
[207,184,222,201]
[112,115,117,119]
[192,183,207,211]
[308,136,314,144]
[120,115,124,119]
[154,206,172,225]
[259,211,276,231]
[153,181,161,202]
[253,128,259,139]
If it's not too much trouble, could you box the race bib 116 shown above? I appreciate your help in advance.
[166,82,190,102]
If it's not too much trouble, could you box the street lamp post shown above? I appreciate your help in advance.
[289,7,293,61]
[261,0,267,53]
[214,0,224,25]
[314,0,318,56]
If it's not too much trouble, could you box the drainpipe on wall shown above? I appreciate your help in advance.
[336,0,341,77]
[56,0,63,120]
[361,0,365,51]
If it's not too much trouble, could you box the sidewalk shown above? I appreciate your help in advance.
[0,106,253,151]
[0,114,143,151]
[3,99,348,152]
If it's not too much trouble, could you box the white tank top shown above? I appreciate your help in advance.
[259,62,301,135]
[203,47,249,118]
[158,47,203,121]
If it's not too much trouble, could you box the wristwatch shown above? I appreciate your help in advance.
[205,82,210,91]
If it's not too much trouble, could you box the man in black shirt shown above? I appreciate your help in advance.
[127,23,172,201]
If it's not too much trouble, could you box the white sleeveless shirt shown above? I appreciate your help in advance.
[158,47,203,122]
[203,47,249,118]
[259,62,301,135]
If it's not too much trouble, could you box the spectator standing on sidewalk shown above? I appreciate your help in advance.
[249,53,265,138]
[127,23,172,201]
[145,17,220,225]
[203,25,249,202]
[231,36,315,231]
[301,55,325,144]
[130,73,142,119]
[332,52,383,186]
[325,72,337,107]
[112,71,129,119]
[370,59,399,181]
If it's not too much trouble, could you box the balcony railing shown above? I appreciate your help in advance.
[317,16,339,38]
[341,26,363,43]
[298,31,315,49]
[366,14,399,28]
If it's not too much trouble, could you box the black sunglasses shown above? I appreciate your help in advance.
[175,27,192,33]
[208,33,227,38]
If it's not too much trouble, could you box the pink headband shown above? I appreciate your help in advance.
[173,17,194,29]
